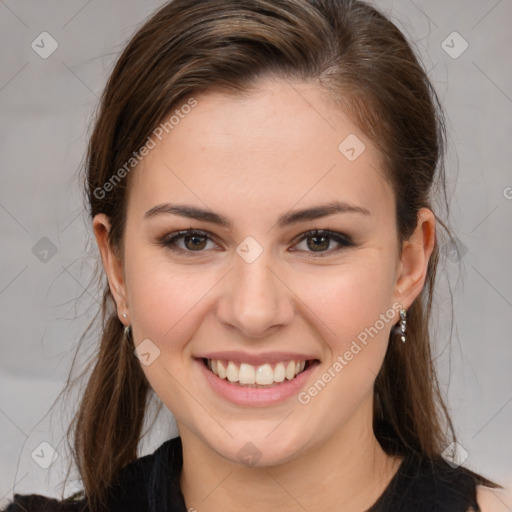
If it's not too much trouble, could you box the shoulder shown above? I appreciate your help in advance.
[98,436,181,511]
[475,485,510,512]
[1,438,182,512]
[376,452,492,512]
[414,456,508,512]
[100,436,185,512]
[1,492,87,511]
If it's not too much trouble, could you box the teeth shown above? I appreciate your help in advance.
[206,358,309,386]
[286,361,296,379]
[217,360,226,379]
[256,363,273,385]
[274,362,286,382]
[239,363,256,384]
[226,361,238,382]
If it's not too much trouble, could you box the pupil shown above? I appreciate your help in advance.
[309,235,329,251]
[185,235,206,250]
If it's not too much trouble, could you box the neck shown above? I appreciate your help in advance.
[179,404,402,512]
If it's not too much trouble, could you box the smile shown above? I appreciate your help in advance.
[204,358,312,387]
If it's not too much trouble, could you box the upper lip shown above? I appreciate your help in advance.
[195,351,320,366]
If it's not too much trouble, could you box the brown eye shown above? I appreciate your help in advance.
[293,229,354,256]
[158,229,217,256]
[183,233,207,250]
[307,233,330,252]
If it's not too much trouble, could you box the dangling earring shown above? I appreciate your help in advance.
[122,313,131,345]
[397,308,407,343]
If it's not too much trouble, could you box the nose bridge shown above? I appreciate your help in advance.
[217,241,293,337]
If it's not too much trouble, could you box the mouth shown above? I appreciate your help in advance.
[199,357,320,388]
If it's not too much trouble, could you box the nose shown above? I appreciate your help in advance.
[215,247,295,338]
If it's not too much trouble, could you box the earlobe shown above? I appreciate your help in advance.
[393,208,436,308]
[92,214,128,317]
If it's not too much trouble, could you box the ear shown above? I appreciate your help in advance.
[93,213,128,323]
[393,208,436,308]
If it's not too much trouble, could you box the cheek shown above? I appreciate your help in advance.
[296,256,397,343]
[123,244,211,351]
[125,240,398,351]
[122,251,216,416]
[297,265,397,414]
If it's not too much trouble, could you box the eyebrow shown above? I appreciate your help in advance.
[144,200,370,228]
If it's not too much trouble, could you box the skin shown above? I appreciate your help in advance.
[93,77,452,511]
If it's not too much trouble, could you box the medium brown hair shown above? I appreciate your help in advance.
[53,0,498,509]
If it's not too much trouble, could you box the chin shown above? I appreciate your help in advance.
[202,422,315,468]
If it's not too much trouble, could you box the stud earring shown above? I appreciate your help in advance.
[397,308,407,343]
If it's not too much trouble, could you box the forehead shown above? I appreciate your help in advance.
[128,78,393,225]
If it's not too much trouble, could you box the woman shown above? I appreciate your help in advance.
[2,0,504,511]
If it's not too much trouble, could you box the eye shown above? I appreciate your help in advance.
[157,229,218,256]
[292,229,354,256]
[156,228,354,257]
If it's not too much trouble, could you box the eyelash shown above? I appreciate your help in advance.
[156,228,355,258]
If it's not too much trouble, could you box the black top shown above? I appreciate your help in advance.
[2,436,482,512]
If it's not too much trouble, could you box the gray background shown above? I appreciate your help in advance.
[1,0,511,507]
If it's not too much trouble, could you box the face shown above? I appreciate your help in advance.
[94,77,434,467]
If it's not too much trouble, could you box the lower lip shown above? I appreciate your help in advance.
[195,358,319,407]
